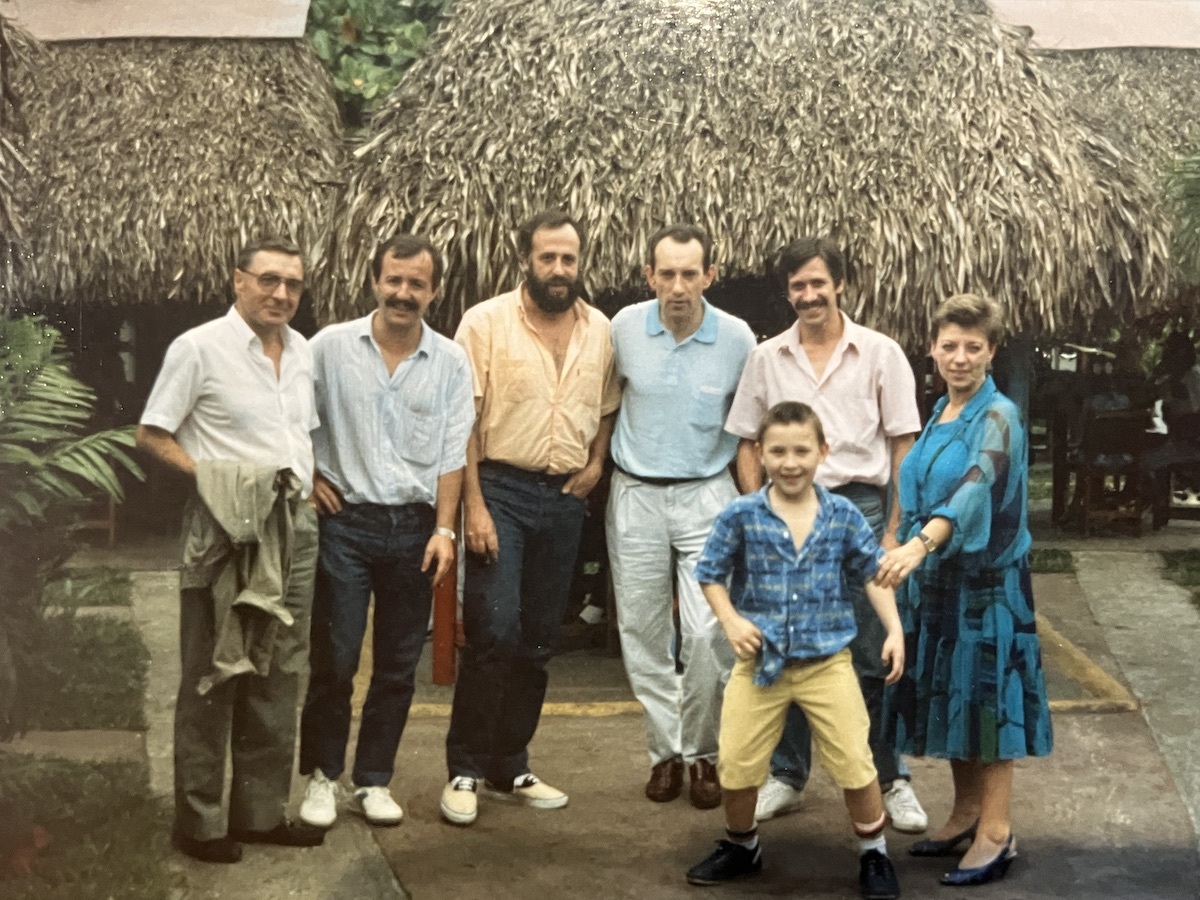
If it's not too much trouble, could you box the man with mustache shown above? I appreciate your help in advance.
[440,210,620,826]
[607,224,755,809]
[297,234,474,830]
[724,237,928,834]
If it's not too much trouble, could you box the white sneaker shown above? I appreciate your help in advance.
[754,776,803,821]
[354,786,403,826]
[883,780,928,833]
[299,770,337,828]
[440,776,479,825]
[482,773,569,809]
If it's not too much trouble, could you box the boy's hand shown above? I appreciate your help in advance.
[720,613,763,661]
[881,631,905,684]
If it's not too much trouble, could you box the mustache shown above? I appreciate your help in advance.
[793,299,826,311]
[385,297,421,312]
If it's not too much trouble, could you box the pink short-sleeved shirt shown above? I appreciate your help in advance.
[725,313,920,488]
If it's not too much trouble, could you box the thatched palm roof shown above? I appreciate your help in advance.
[328,0,1167,349]
[0,15,32,311]
[12,39,345,308]
[1037,47,1200,316]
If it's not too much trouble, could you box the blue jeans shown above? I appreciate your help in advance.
[770,483,910,790]
[299,502,434,787]
[445,462,586,788]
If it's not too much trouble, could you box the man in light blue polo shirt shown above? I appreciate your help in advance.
[607,224,756,809]
[297,234,474,830]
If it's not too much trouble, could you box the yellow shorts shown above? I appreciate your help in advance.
[717,648,877,791]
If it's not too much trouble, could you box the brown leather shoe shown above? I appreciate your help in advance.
[688,759,722,809]
[645,758,684,802]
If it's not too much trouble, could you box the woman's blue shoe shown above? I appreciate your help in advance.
[939,834,1016,886]
[909,820,978,857]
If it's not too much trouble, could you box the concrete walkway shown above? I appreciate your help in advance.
[84,532,1200,898]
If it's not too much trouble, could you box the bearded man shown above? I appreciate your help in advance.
[439,210,621,827]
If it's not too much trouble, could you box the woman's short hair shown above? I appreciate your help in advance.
[756,401,826,446]
[930,293,1006,346]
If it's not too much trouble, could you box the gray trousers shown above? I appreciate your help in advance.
[173,504,318,840]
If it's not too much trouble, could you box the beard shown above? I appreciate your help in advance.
[526,271,582,314]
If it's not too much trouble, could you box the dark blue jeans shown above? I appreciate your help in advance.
[445,462,586,788]
[771,482,910,790]
[299,502,434,787]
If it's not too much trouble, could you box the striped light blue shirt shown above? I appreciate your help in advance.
[610,298,755,479]
[310,314,474,507]
[694,485,884,686]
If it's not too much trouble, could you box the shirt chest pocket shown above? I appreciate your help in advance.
[400,408,439,467]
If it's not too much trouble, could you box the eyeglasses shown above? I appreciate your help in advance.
[239,268,306,297]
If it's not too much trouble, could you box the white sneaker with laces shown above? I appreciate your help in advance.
[483,773,568,809]
[755,776,804,821]
[883,779,928,833]
[440,776,479,825]
[299,770,337,828]
[354,786,404,826]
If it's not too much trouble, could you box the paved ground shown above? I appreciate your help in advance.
[59,514,1200,898]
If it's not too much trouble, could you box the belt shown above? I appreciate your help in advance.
[783,654,834,669]
[614,463,707,487]
[480,459,573,488]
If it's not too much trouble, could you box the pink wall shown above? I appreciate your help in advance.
[6,0,308,41]
[990,0,1200,49]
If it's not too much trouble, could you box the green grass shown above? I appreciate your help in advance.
[0,755,176,899]
[1160,550,1200,612]
[1028,461,1053,503]
[1030,547,1075,573]
[23,616,148,730]
[42,566,132,608]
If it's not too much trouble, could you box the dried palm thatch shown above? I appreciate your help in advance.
[11,39,345,308]
[1038,48,1200,313]
[0,14,32,312]
[328,0,1167,348]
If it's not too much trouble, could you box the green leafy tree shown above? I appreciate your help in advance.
[306,0,448,131]
[1168,149,1200,286]
[0,315,143,740]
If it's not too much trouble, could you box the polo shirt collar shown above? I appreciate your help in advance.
[643,298,718,344]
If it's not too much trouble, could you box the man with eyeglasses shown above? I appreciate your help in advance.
[137,237,325,863]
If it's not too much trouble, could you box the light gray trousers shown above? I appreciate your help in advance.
[606,470,736,767]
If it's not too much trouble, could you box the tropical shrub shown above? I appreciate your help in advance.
[306,0,449,131]
[0,314,143,740]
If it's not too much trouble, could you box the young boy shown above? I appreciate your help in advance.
[687,401,904,900]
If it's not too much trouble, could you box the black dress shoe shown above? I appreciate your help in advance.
[909,820,978,857]
[173,833,242,863]
[939,834,1016,886]
[229,820,325,847]
[859,849,900,900]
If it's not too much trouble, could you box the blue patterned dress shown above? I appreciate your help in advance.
[887,376,1053,761]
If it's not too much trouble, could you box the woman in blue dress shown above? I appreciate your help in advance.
[874,294,1052,887]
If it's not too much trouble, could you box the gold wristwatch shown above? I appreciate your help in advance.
[917,531,938,554]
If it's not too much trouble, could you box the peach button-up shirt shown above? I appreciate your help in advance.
[455,287,621,475]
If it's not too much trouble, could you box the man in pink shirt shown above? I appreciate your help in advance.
[724,236,928,833]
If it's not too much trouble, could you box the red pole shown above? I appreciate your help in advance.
[432,557,458,686]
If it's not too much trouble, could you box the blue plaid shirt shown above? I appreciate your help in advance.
[694,485,884,686]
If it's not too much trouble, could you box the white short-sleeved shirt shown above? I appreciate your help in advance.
[140,306,318,495]
[725,313,920,489]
